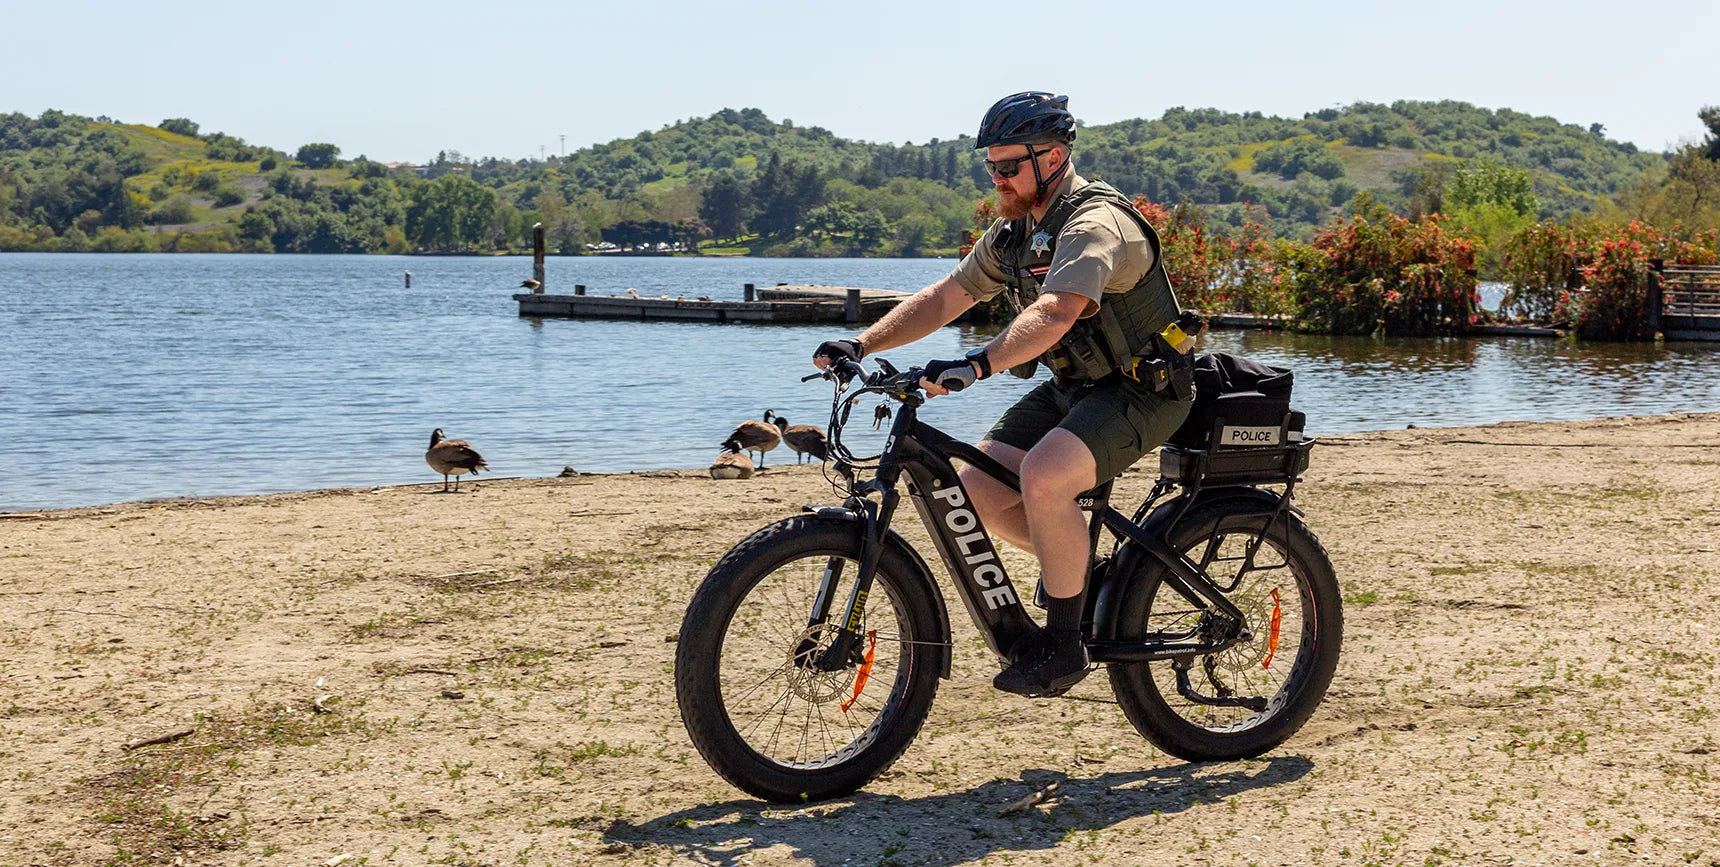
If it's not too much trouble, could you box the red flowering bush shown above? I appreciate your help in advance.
[1293,200,1479,336]
[1133,198,1224,310]
[1550,222,1719,340]
[959,198,995,259]
[1133,199,1295,318]
[1499,221,1599,320]
[1221,211,1299,318]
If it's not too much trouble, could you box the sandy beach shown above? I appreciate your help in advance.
[3,413,1718,866]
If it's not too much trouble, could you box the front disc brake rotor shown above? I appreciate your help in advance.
[784,624,855,703]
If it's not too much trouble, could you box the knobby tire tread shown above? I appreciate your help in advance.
[675,516,946,802]
[1106,503,1343,761]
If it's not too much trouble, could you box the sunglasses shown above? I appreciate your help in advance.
[983,147,1045,179]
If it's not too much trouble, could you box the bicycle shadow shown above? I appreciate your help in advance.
[602,755,1312,865]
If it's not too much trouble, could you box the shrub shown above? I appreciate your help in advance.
[158,118,199,138]
[1499,220,1596,319]
[1551,222,1719,340]
[1134,199,1296,318]
[296,143,340,169]
[1133,198,1224,310]
[149,196,194,225]
[1220,214,1299,317]
[1292,198,1478,335]
[212,185,245,208]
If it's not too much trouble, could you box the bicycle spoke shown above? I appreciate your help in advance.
[1143,529,1316,731]
[713,548,919,770]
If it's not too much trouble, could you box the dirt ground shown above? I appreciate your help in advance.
[2,413,1718,866]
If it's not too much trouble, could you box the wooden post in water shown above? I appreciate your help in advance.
[404,270,412,289]
[574,284,586,296]
[532,223,546,293]
[744,283,755,303]
[845,287,862,323]
[1648,258,1664,335]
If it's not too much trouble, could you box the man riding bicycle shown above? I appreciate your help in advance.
[814,91,1195,697]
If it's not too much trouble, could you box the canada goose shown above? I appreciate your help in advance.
[709,446,754,480]
[519,278,541,290]
[775,414,828,464]
[720,410,785,468]
[426,428,487,492]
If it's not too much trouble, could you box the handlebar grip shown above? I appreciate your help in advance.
[923,364,976,393]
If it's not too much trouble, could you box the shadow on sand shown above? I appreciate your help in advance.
[604,755,1312,865]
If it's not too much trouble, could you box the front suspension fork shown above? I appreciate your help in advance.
[802,486,898,672]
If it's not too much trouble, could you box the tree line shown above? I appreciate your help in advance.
[0,101,1697,256]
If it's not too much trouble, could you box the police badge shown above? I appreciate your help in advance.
[1029,230,1051,255]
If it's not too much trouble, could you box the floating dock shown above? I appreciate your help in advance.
[515,284,908,323]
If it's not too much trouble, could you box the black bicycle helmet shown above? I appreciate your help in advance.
[975,92,1076,149]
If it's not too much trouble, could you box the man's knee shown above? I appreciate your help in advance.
[1019,431,1097,506]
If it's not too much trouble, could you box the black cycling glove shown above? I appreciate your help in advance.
[813,338,865,366]
[921,358,979,392]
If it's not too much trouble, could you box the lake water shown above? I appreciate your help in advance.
[2,253,1717,512]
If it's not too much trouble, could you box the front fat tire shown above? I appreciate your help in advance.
[1107,504,1343,762]
[675,516,946,803]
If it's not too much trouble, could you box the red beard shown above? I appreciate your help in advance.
[997,187,1032,220]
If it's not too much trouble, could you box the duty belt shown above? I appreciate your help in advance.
[1123,334,1194,400]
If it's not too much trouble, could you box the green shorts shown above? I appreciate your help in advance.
[984,374,1194,484]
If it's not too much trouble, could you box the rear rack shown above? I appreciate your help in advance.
[1159,438,1314,488]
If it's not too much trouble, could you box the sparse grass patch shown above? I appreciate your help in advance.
[80,701,383,864]
[538,551,611,590]
[1343,589,1380,606]
[1429,563,1488,576]
[568,740,642,762]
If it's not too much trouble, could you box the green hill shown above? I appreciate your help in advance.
[0,102,1674,254]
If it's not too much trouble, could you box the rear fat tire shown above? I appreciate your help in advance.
[675,516,947,802]
[1107,503,1343,762]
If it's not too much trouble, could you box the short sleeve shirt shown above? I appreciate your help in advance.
[951,173,1156,317]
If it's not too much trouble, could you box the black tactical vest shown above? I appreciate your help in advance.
[994,179,1181,380]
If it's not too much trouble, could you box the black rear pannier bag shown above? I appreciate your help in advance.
[1161,353,1309,485]
[1167,353,1303,450]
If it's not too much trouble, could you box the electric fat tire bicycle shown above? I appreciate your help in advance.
[675,358,1342,803]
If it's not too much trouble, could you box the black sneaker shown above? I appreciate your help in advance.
[993,628,1090,697]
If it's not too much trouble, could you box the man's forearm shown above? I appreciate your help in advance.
[979,292,1086,372]
[857,276,975,355]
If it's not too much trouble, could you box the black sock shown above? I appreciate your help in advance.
[1043,591,1084,634]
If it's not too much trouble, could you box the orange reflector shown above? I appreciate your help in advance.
[841,630,878,713]
[1262,588,1282,670]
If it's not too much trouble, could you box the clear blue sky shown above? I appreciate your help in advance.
[6,0,1715,162]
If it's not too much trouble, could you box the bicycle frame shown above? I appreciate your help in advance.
[809,385,1287,675]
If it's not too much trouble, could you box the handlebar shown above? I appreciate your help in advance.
[806,357,930,468]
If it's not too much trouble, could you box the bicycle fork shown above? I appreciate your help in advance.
[798,484,898,673]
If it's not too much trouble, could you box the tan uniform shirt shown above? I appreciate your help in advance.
[951,172,1156,317]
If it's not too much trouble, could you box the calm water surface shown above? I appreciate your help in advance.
[2,253,1716,512]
